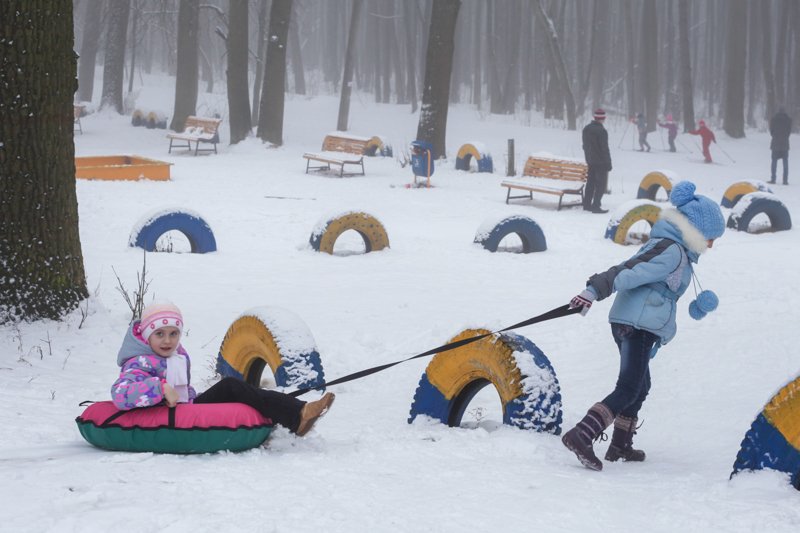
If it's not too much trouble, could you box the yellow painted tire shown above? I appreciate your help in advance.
[364,136,392,157]
[636,171,674,200]
[455,143,493,173]
[721,180,772,208]
[215,308,325,391]
[604,201,662,245]
[408,329,562,432]
[309,211,390,254]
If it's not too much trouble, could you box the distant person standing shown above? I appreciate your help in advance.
[769,106,792,185]
[689,120,716,163]
[582,108,613,214]
[634,113,651,152]
[658,114,679,153]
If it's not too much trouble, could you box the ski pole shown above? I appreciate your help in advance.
[676,136,693,153]
[715,142,736,163]
[617,122,630,149]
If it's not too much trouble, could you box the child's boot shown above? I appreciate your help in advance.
[296,392,336,436]
[561,402,614,471]
[605,415,646,462]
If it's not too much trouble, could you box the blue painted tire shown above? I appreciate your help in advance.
[130,210,217,253]
[475,215,547,253]
[408,329,562,433]
[726,194,792,233]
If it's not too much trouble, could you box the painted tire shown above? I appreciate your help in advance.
[721,181,773,208]
[455,143,493,173]
[605,201,662,244]
[76,401,272,454]
[310,211,390,254]
[129,209,217,253]
[474,215,547,253]
[726,193,792,233]
[216,307,325,391]
[131,109,144,127]
[364,136,392,157]
[731,375,800,489]
[636,171,674,200]
[408,329,562,433]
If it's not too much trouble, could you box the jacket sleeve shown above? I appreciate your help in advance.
[111,356,165,410]
[588,244,682,300]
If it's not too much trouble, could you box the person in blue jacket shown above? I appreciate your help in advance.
[562,181,725,471]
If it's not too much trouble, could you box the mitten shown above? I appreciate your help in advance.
[570,289,596,317]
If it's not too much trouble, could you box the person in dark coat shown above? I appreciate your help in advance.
[770,106,792,185]
[634,113,651,152]
[658,114,679,153]
[582,108,613,214]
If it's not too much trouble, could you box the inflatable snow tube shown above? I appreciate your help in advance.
[364,136,392,157]
[726,192,791,233]
[216,307,326,391]
[408,329,562,433]
[129,208,217,253]
[731,375,800,490]
[474,215,547,253]
[605,200,662,245]
[721,181,774,209]
[76,401,272,454]
[636,170,675,200]
[309,211,389,254]
[455,143,493,173]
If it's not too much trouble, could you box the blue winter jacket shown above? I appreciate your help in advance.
[587,213,701,345]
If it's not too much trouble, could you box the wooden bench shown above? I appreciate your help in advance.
[501,156,588,210]
[73,104,85,134]
[302,133,374,177]
[167,116,222,155]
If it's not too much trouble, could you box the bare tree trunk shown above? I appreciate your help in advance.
[1,0,88,323]
[723,0,746,138]
[774,0,790,106]
[226,0,250,144]
[170,0,199,131]
[77,0,104,102]
[640,0,658,132]
[251,0,268,126]
[745,0,758,127]
[404,0,418,112]
[677,0,695,131]
[127,0,139,94]
[533,0,576,129]
[289,8,306,95]
[761,0,776,120]
[100,0,130,112]
[257,0,292,145]
[416,0,461,159]
[337,0,364,131]
[624,0,636,118]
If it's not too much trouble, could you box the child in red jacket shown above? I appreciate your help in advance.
[689,120,716,163]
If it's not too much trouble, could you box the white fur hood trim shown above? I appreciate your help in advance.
[660,208,709,254]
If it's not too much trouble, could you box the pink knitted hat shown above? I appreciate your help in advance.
[139,302,183,342]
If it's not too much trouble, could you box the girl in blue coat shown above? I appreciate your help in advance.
[563,181,725,471]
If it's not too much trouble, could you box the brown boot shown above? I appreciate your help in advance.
[561,402,614,471]
[605,415,646,462]
[296,392,335,436]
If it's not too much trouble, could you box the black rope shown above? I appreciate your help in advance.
[289,304,580,397]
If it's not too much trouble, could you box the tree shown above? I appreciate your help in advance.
[251,0,269,126]
[532,0,576,130]
[1,0,88,323]
[640,0,658,132]
[170,0,199,132]
[100,0,130,112]
[257,0,292,146]
[723,0,747,138]
[225,0,251,144]
[337,0,364,131]
[76,0,104,103]
[416,0,461,159]
[677,0,695,131]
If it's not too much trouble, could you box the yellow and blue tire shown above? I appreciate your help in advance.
[215,307,326,391]
[604,201,662,245]
[721,181,772,209]
[364,136,392,157]
[408,329,562,432]
[474,215,547,253]
[731,375,800,489]
[455,143,493,173]
[310,211,390,254]
[131,109,145,127]
[636,171,674,200]
[726,193,792,233]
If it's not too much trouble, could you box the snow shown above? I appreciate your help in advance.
[2,79,800,531]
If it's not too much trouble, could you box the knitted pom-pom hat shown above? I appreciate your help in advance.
[669,181,725,241]
[593,108,606,121]
[139,302,183,342]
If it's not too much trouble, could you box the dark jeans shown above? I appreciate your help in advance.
[584,166,609,209]
[602,323,659,418]
[194,377,305,432]
[667,136,676,152]
[771,150,789,183]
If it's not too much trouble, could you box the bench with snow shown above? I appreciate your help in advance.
[167,116,222,155]
[501,156,588,211]
[302,133,387,177]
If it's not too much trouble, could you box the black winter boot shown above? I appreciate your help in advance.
[561,402,614,471]
[604,415,646,462]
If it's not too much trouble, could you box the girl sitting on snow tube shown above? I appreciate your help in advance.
[111,302,335,437]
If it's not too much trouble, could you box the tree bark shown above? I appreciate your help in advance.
[170,0,199,132]
[226,0,251,144]
[640,0,658,132]
[1,0,88,323]
[289,8,306,95]
[337,0,364,132]
[532,0,576,130]
[404,0,418,113]
[416,0,461,159]
[127,0,139,94]
[251,0,269,126]
[76,0,104,103]
[677,0,695,131]
[624,0,636,118]
[723,0,747,138]
[257,0,292,146]
[774,0,790,107]
[100,0,130,112]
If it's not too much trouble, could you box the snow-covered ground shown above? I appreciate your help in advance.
[2,81,800,532]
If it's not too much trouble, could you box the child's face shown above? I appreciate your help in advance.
[148,326,181,357]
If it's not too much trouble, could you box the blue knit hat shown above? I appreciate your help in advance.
[669,181,725,240]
